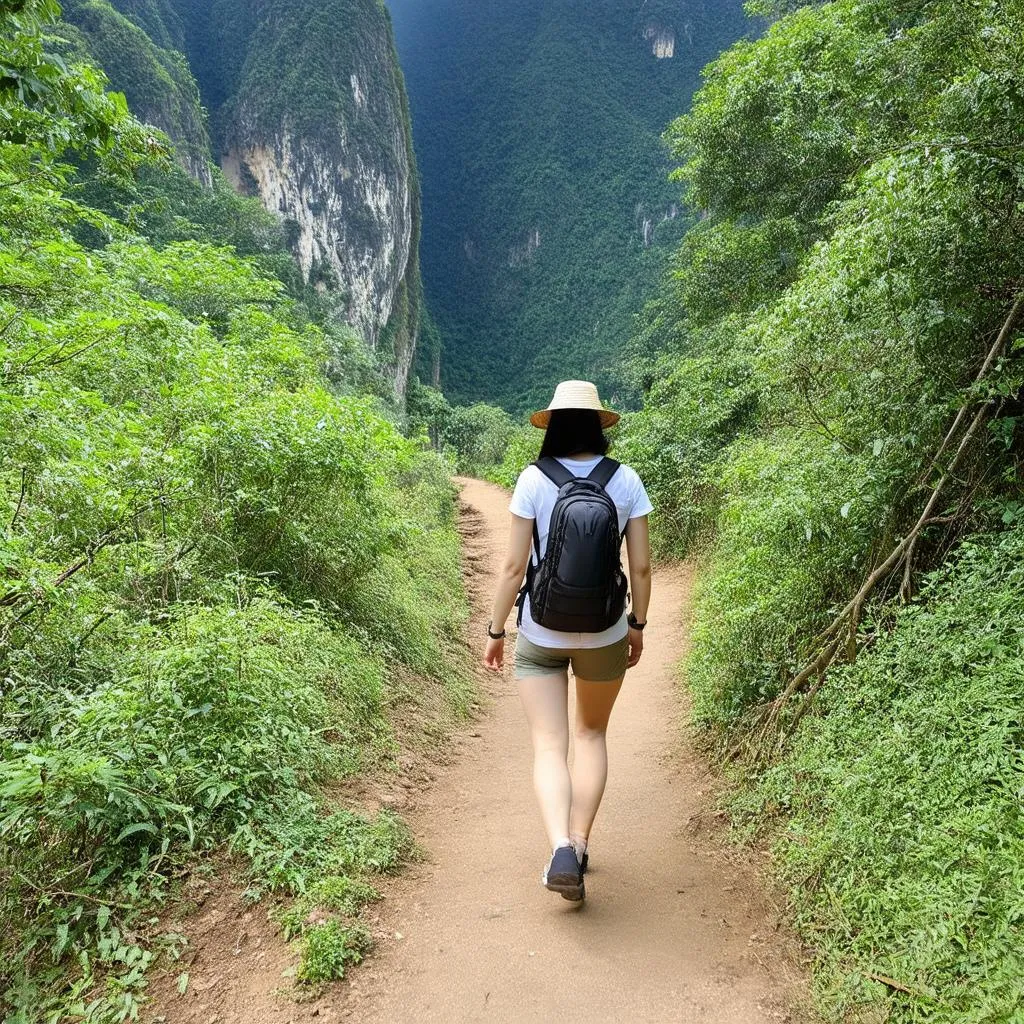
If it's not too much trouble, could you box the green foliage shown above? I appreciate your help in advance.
[61,0,211,173]
[239,808,412,897]
[738,528,1024,1022]
[485,427,542,490]
[388,0,755,413]
[275,876,380,940]
[0,7,467,1018]
[617,323,757,556]
[442,404,517,477]
[406,381,535,481]
[217,0,401,151]
[296,921,373,984]
[628,0,1024,1019]
[633,0,1024,709]
[0,0,155,169]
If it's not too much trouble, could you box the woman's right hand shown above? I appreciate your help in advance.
[483,636,505,671]
[627,625,644,668]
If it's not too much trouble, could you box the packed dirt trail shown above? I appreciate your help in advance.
[345,477,799,1023]
[148,477,801,1024]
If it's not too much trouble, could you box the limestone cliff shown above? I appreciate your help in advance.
[67,0,423,398]
[199,0,422,393]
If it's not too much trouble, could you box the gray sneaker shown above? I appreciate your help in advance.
[543,844,585,901]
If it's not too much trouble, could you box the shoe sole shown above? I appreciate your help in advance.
[544,871,585,902]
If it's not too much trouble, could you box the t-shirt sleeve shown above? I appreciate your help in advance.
[508,466,537,519]
[628,469,654,519]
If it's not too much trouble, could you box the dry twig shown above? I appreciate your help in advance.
[745,293,1024,757]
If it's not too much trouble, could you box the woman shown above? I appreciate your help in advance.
[482,380,652,902]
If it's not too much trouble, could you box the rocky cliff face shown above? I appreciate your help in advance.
[221,133,414,350]
[205,0,421,393]
[212,0,420,388]
[67,0,423,398]
[643,24,677,58]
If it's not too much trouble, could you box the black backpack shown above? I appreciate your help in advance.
[516,456,628,633]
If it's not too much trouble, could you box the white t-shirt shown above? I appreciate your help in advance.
[508,455,653,649]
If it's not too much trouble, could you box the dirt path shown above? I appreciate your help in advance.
[148,477,802,1023]
[345,478,800,1022]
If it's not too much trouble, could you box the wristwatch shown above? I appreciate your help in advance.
[487,621,506,640]
[627,613,646,631]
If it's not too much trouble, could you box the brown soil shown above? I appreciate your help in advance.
[146,477,807,1024]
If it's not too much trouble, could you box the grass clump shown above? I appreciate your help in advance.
[275,877,381,942]
[736,528,1024,1022]
[296,921,373,984]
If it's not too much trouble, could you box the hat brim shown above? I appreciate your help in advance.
[529,408,621,429]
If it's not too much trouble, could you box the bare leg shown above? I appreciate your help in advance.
[517,671,571,849]
[569,675,624,846]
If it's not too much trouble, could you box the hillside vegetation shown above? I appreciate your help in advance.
[0,4,468,1019]
[618,0,1024,1019]
[59,0,211,180]
[387,0,753,413]
[62,0,425,392]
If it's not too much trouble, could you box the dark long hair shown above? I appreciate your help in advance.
[538,409,611,459]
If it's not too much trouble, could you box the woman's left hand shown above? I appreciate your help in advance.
[483,636,505,671]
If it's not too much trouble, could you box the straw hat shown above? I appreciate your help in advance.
[529,380,620,429]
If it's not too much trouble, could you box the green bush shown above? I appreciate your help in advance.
[630,0,1024,724]
[626,1,1024,1019]
[484,426,541,489]
[0,10,468,1017]
[738,528,1024,1022]
[442,402,516,476]
[296,921,373,984]
[405,382,532,482]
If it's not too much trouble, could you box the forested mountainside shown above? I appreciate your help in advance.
[62,0,423,394]
[386,0,753,412]
[615,0,1024,1019]
[1,3,467,1019]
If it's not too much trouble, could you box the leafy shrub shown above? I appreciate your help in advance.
[0,9,469,1017]
[616,330,757,557]
[484,426,540,489]
[297,921,373,984]
[442,402,516,476]
[405,382,532,482]
[631,0,1024,722]
[627,1,1024,1019]
[738,528,1024,1022]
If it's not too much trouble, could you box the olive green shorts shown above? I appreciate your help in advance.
[513,634,629,682]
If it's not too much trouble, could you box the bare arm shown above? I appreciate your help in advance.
[483,513,534,671]
[624,515,652,667]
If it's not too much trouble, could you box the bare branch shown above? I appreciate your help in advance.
[752,294,1024,755]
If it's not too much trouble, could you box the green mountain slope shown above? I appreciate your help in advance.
[61,0,212,180]
[65,0,424,394]
[387,0,753,412]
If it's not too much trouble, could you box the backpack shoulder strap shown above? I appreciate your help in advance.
[586,457,621,490]
[535,457,575,489]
